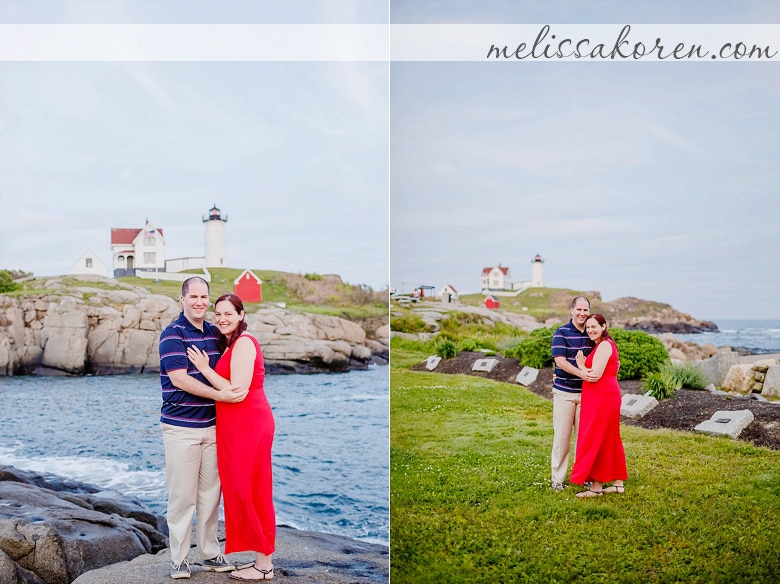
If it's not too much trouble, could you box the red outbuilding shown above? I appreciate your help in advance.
[233,269,263,303]
[484,295,500,309]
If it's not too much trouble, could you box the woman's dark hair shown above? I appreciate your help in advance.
[215,293,248,352]
[585,313,613,345]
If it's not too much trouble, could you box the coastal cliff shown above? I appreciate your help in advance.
[0,281,388,377]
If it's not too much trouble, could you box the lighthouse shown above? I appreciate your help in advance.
[203,204,227,268]
[531,254,544,287]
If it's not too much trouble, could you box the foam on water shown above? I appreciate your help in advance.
[674,319,780,354]
[0,445,166,506]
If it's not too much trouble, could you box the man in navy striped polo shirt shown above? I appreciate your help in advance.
[159,276,247,578]
[550,295,593,491]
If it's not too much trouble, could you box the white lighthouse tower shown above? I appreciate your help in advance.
[203,204,227,268]
[531,254,544,287]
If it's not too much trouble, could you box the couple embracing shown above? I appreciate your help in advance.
[550,295,627,498]
[160,276,275,580]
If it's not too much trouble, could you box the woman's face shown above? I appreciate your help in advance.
[585,318,606,342]
[214,300,244,336]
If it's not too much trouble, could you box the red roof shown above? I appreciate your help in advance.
[482,266,509,276]
[111,227,164,244]
[111,229,140,245]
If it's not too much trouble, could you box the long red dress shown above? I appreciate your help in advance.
[569,338,627,485]
[214,334,276,555]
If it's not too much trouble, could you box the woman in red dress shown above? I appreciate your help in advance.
[187,293,276,580]
[569,313,627,498]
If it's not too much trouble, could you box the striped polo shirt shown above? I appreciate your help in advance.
[159,312,221,428]
[551,320,592,394]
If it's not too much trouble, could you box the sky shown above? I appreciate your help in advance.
[2,3,780,320]
[389,1,780,320]
[0,1,389,291]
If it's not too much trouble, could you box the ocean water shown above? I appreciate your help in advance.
[0,367,389,545]
[673,319,780,355]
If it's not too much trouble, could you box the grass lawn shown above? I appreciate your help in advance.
[390,348,780,583]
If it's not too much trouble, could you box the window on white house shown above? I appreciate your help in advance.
[144,237,155,246]
[86,258,92,268]
[144,252,156,263]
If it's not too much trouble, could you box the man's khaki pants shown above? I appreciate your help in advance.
[551,389,582,485]
[161,423,222,566]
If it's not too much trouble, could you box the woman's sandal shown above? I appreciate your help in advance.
[603,485,625,494]
[576,488,604,498]
[229,563,274,581]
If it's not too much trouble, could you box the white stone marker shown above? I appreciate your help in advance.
[516,366,539,386]
[472,358,499,373]
[620,394,659,419]
[424,356,442,371]
[694,410,754,440]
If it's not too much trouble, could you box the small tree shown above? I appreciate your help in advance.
[0,270,20,293]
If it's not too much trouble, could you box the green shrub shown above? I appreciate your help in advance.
[435,339,458,359]
[0,270,20,293]
[643,372,675,400]
[502,326,558,369]
[643,361,708,399]
[458,338,479,352]
[390,314,429,334]
[611,328,668,380]
[666,361,709,389]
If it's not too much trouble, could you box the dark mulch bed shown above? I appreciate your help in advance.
[411,352,780,450]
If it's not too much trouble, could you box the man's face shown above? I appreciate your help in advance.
[571,300,590,328]
[181,281,210,325]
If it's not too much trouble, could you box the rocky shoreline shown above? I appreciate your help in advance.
[0,465,388,584]
[0,282,389,377]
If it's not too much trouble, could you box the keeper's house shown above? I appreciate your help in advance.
[111,219,165,277]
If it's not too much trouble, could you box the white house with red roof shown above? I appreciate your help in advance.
[481,255,544,295]
[481,264,512,292]
[108,205,228,282]
[110,219,166,277]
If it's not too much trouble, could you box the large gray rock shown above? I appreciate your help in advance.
[694,351,739,387]
[72,525,388,584]
[246,309,374,374]
[762,365,780,398]
[0,466,167,584]
[722,364,756,394]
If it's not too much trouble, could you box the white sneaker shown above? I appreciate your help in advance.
[551,482,565,491]
[171,559,191,579]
